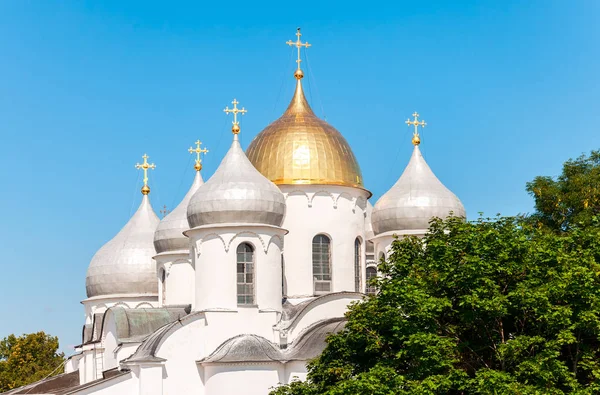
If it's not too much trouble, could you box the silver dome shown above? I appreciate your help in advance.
[372,145,465,235]
[86,195,160,298]
[187,136,286,228]
[154,171,203,254]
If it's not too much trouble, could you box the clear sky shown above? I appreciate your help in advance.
[0,1,598,352]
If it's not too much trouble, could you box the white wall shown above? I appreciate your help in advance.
[283,294,362,342]
[155,253,195,307]
[138,364,164,395]
[203,363,284,395]
[151,309,282,394]
[371,234,394,264]
[152,315,206,395]
[280,185,370,298]
[371,231,426,264]
[188,225,285,313]
[65,354,81,373]
[71,371,136,395]
[284,361,308,385]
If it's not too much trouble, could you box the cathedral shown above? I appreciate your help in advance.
[4,29,465,395]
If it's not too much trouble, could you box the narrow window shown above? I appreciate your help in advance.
[366,241,375,262]
[160,269,166,305]
[312,234,331,294]
[366,267,377,295]
[237,243,255,305]
[354,238,361,292]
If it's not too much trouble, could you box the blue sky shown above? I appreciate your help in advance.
[0,1,598,352]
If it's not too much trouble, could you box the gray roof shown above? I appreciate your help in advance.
[79,306,190,347]
[199,317,346,364]
[86,195,160,297]
[199,334,283,363]
[0,369,133,395]
[123,312,189,364]
[286,318,346,361]
[82,323,93,344]
[108,306,190,343]
[59,368,129,395]
[187,135,286,228]
[154,171,203,254]
[277,292,362,332]
[372,145,465,235]
[79,312,106,345]
[0,371,79,394]
[281,298,314,322]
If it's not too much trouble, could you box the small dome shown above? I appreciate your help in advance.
[86,196,160,298]
[187,136,286,228]
[372,145,465,235]
[154,171,203,254]
[246,77,365,190]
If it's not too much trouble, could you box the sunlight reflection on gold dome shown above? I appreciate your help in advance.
[246,78,366,191]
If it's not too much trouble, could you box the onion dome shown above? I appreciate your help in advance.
[246,30,365,190]
[86,195,160,298]
[372,117,465,235]
[187,99,286,228]
[154,171,203,254]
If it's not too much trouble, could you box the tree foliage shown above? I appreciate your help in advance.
[271,215,600,394]
[527,150,600,231]
[0,332,65,392]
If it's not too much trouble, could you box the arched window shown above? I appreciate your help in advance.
[379,251,386,261]
[366,241,375,262]
[366,266,377,295]
[354,238,361,292]
[160,268,166,305]
[312,235,331,295]
[237,243,255,305]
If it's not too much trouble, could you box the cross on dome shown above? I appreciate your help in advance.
[224,99,247,135]
[135,154,156,195]
[286,28,311,79]
[406,112,427,146]
[188,140,209,171]
[160,205,169,218]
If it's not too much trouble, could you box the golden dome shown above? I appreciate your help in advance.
[246,78,366,190]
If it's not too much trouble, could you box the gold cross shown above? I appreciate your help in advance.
[160,205,170,218]
[286,28,311,71]
[223,99,247,134]
[406,112,426,146]
[188,140,209,171]
[135,154,156,195]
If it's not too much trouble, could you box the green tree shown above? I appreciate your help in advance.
[527,150,600,232]
[271,216,600,394]
[0,332,65,392]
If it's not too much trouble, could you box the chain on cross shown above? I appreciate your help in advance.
[406,112,427,146]
[224,99,247,134]
[188,140,209,171]
[135,154,156,195]
[286,28,311,77]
